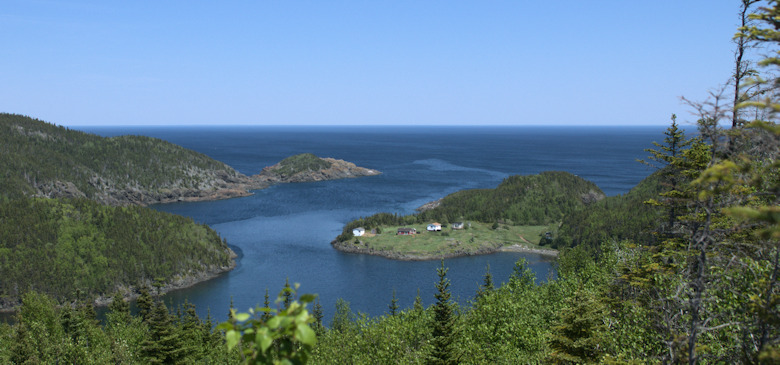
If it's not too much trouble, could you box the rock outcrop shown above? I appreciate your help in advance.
[253,156,381,184]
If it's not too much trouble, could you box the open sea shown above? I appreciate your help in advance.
[74,125,666,323]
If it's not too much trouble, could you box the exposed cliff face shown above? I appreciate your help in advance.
[33,171,266,206]
[253,156,381,184]
[26,154,380,206]
[2,115,379,206]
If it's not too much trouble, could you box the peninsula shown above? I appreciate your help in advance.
[0,113,379,310]
[332,171,604,260]
[0,114,380,206]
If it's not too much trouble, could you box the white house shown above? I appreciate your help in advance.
[452,222,465,230]
[427,222,442,231]
[352,227,366,237]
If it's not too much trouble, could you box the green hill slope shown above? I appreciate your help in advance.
[550,171,663,250]
[0,113,258,206]
[336,171,605,244]
[0,197,235,310]
[417,171,605,225]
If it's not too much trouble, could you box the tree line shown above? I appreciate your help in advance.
[337,171,604,242]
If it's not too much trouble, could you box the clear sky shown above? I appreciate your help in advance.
[0,1,754,126]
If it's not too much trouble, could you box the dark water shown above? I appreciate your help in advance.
[62,125,664,323]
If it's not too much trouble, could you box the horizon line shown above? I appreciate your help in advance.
[64,123,675,128]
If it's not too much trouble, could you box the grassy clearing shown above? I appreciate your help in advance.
[352,222,551,256]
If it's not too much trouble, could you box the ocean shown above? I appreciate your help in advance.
[79,125,666,323]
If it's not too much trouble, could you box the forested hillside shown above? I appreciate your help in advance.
[0,113,257,206]
[2,1,779,363]
[418,171,605,225]
[336,171,604,242]
[550,171,664,250]
[0,197,235,310]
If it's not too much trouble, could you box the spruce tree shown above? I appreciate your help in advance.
[312,298,325,335]
[548,289,608,364]
[413,288,423,312]
[141,301,187,364]
[389,288,399,316]
[283,278,293,310]
[476,263,494,299]
[430,260,457,365]
[137,287,154,323]
[107,292,130,323]
[262,288,272,323]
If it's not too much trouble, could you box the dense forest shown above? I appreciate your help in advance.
[550,171,664,250]
[0,113,254,206]
[0,197,235,310]
[2,1,779,364]
[336,171,604,242]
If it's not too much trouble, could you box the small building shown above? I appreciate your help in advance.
[427,222,442,231]
[352,227,365,237]
[397,227,417,235]
[452,222,465,230]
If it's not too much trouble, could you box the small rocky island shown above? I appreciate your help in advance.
[253,153,381,184]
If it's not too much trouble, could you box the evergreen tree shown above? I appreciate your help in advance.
[283,278,293,310]
[430,260,458,365]
[262,288,272,323]
[413,288,423,312]
[312,298,325,335]
[476,263,494,299]
[331,299,354,334]
[389,288,399,316]
[141,301,187,364]
[548,289,608,364]
[137,287,154,323]
[107,292,130,324]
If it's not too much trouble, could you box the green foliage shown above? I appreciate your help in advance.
[274,153,332,177]
[217,284,318,365]
[430,261,458,365]
[389,288,399,316]
[5,290,235,364]
[547,288,609,363]
[0,113,246,204]
[553,171,664,250]
[337,172,604,241]
[418,171,604,225]
[475,263,494,299]
[0,197,234,307]
[141,301,189,364]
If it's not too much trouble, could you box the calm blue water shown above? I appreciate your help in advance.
[77,125,664,323]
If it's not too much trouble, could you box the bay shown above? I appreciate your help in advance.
[77,125,664,323]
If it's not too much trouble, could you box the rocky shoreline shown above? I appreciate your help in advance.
[253,156,381,184]
[38,155,380,207]
[0,248,238,313]
[331,240,557,261]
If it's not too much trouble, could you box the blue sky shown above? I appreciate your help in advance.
[0,1,753,126]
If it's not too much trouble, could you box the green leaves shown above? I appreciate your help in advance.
[218,285,318,365]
